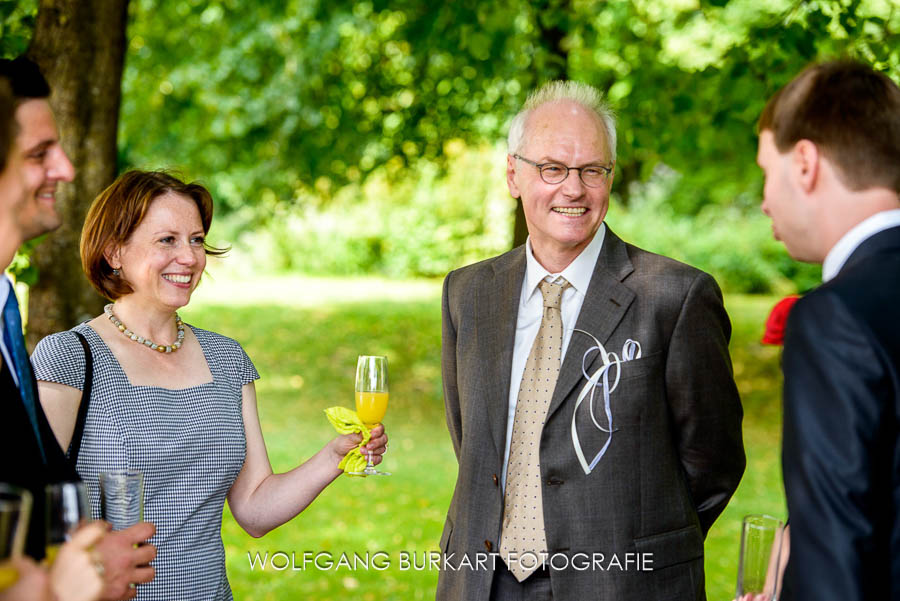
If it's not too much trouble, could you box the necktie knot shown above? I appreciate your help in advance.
[539,278,568,310]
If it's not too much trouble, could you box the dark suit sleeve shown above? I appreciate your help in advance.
[665,271,745,534]
[442,271,462,460]
[782,292,890,601]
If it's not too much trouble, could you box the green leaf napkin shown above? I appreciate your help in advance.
[324,406,372,476]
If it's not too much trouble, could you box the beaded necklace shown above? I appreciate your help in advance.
[104,303,185,353]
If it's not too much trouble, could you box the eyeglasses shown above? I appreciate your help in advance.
[513,154,613,188]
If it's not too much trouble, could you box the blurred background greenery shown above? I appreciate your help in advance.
[3,0,898,598]
[3,0,898,294]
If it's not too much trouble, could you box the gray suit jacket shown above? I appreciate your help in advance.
[437,229,745,601]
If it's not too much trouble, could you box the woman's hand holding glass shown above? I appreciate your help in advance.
[330,424,388,470]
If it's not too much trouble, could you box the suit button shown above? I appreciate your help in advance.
[547,478,564,486]
[484,540,493,552]
[492,474,499,486]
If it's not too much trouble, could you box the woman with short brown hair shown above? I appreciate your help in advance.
[32,170,387,600]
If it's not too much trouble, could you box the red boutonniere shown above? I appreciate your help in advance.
[761,295,801,346]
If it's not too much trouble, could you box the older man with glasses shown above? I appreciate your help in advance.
[436,80,745,601]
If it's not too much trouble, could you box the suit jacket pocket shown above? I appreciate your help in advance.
[615,350,663,382]
[573,351,663,435]
[633,524,703,569]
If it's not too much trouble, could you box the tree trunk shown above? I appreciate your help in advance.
[25,0,129,347]
[512,0,570,249]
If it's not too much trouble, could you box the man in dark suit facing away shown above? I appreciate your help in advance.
[757,60,900,600]
[437,80,745,601]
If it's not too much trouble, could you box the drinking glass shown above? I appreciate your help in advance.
[45,481,92,565]
[0,484,32,590]
[736,514,784,601]
[99,470,144,531]
[349,355,390,476]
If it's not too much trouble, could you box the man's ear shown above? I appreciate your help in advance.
[792,139,820,194]
[506,154,521,199]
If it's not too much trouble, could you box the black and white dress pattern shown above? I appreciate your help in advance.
[32,323,258,601]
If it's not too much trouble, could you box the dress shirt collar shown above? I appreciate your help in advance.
[0,275,11,318]
[0,274,12,336]
[822,208,900,282]
[0,275,15,379]
[523,223,606,300]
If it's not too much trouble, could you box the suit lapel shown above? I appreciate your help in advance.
[547,229,636,421]
[476,247,526,457]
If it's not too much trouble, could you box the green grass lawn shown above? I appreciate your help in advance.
[183,275,786,600]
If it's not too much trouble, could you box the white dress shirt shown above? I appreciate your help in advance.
[0,275,20,386]
[822,209,900,282]
[500,224,606,490]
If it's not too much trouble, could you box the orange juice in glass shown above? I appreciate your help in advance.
[355,391,389,425]
[0,484,32,591]
[0,563,18,590]
[43,544,61,566]
[350,355,390,476]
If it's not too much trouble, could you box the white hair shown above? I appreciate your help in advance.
[506,80,617,161]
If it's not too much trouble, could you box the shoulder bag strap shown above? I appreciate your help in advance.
[69,331,93,466]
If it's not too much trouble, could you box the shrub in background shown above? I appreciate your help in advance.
[223,144,515,278]
[607,166,820,294]
[218,149,819,295]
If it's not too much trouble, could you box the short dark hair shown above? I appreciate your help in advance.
[81,170,228,300]
[0,56,50,101]
[0,77,15,170]
[758,59,900,192]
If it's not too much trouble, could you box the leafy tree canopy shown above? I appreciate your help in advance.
[119,0,899,223]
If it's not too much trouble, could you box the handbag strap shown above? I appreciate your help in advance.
[69,331,93,465]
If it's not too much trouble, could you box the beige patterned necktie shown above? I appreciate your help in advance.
[500,277,569,581]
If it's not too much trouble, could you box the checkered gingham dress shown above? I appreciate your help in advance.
[32,323,259,600]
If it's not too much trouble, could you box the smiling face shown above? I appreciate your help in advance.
[5,99,74,243]
[507,100,614,272]
[110,192,207,312]
[756,130,820,262]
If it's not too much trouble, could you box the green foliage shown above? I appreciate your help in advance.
[7,0,899,292]
[569,0,900,213]
[120,0,546,213]
[113,0,900,296]
[606,166,822,294]
[7,235,41,285]
[184,276,785,601]
[0,0,36,58]
[223,144,515,278]
[219,150,817,294]
[120,0,900,219]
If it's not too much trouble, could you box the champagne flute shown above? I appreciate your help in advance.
[0,484,32,590]
[45,482,91,565]
[735,514,784,601]
[350,355,390,476]
[99,470,144,531]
